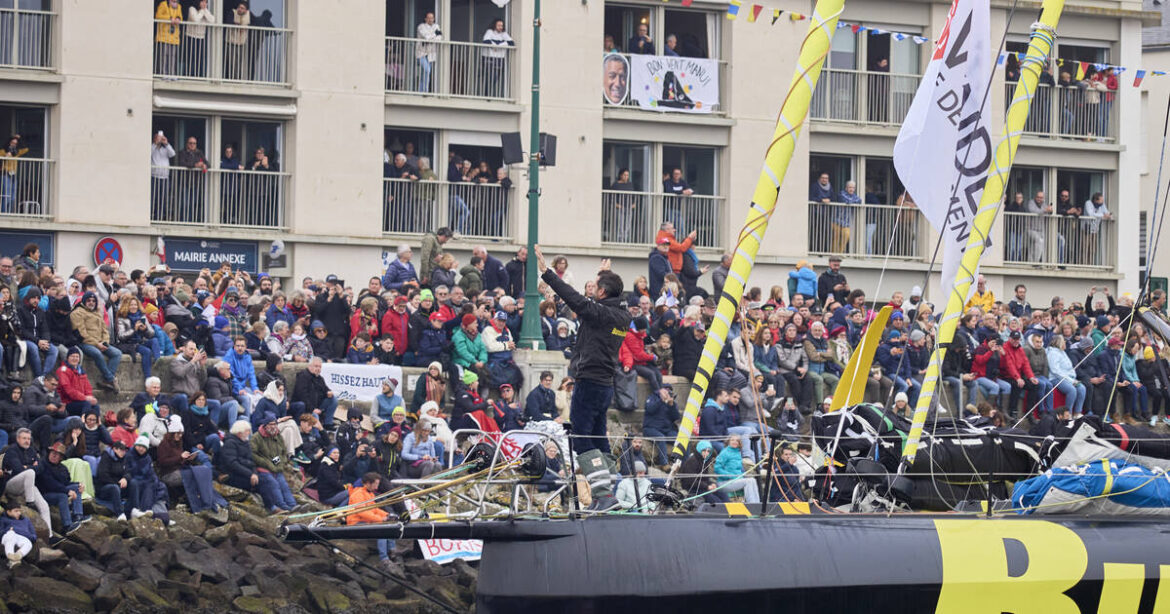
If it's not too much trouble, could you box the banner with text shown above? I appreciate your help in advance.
[630,54,719,114]
[320,363,403,403]
[405,500,483,564]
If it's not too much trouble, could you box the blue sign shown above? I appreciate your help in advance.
[0,231,54,267]
[166,238,258,274]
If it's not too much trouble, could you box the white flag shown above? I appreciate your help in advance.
[893,0,992,303]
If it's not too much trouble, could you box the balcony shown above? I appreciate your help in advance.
[1004,83,1116,143]
[600,190,724,249]
[383,177,514,241]
[152,21,291,86]
[0,157,51,218]
[807,201,922,259]
[150,166,288,229]
[385,36,516,103]
[0,6,53,70]
[810,68,921,126]
[1002,212,1115,269]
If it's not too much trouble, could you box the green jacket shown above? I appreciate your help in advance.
[251,432,286,473]
[419,233,443,282]
[458,265,483,296]
[452,327,487,368]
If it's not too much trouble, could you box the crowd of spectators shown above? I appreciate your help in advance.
[383,147,512,236]
[0,206,1163,552]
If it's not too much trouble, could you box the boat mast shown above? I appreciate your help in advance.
[899,0,1066,470]
[667,0,848,463]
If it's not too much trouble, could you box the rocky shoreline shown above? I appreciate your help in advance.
[0,482,476,614]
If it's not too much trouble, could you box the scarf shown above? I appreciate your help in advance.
[190,403,209,416]
[127,310,146,325]
[290,333,306,342]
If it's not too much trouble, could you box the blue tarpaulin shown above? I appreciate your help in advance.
[1012,459,1170,515]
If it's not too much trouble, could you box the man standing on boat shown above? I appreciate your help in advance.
[534,245,630,511]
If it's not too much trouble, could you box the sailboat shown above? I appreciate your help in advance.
[282,0,1170,610]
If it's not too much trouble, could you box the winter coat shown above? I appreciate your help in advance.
[458,265,484,296]
[169,354,207,398]
[381,259,418,291]
[316,456,345,501]
[96,448,128,487]
[451,327,487,368]
[217,434,255,483]
[644,395,680,433]
[1000,342,1035,381]
[787,266,818,300]
[524,385,557,422]
[1024,344,1049,378]
[0,514,36,543]
[775,340,808,374]
[182,407,218,451]
[69,302,108,346]
[648,250,671,299]
[713,445,747,484]
[292,369,332,412]
[972,342,1001,379]
[204,369,236,404]
[699,399,729,439]
[223,349,258,394]
[619,329,655,369]
[251,433,286,473]
[670,325,703,378]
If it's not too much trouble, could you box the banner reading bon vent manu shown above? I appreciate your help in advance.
[893,0,992,300]
[630,54,720,113]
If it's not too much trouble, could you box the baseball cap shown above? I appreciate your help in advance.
[325,274,339,284]
[1009,330,1022,339]
[494,310,507,320]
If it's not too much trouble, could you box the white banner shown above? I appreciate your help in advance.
[630,54,719,114]
[319,363,403,403]
[405,500,484,564]
[893,0,992,302]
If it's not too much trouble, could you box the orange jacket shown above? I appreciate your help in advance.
[654,229,693,273]
[345,485,389,525]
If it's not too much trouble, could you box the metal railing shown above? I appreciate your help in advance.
[383,177,514,240]
[1002,212,1115,269]
[0,157,51,218]
[1005,83,1116,142]
[810,68,921,125]
[603,53,728,115]
[600,190,724,248]
[153,20,290,85]
[385,36,516,102]
[150,166,289,229]
[0,7,53,70]
[807,201,922,259]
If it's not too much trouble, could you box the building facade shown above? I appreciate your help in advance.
[0,0,1154,306]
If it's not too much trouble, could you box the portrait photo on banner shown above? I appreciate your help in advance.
[603,52,630,105]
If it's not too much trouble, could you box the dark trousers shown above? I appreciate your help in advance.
[569,379,614,455]
[780,372,813,411]
[44,485,83,528]
[1007,379,1039,418]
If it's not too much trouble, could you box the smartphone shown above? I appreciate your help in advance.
[157,130,164,137]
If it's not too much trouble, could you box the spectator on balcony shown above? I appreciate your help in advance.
[608,168,639,243]
[868,57,890,123]
[833,180,860,254]
[385,153,419,232]
[1023,190,1051,262]
[184,0,215,78]
[0,135,28,214]
[603,34,619,53]
[662,168,694,231]
[664,34,680,57]
[247,146,280,226]
[225,2,251,81]
[1083,192,1111,266]
[416,12,442,93]
[1091,67,1118,141]
[445,155,472,233]
[176,137,208,222]
[154,0,182,77]
[150,132,176,222]
[809,172,832,204]
[482,19,514,99]
[628,23,655,55]
[488,167,513,236]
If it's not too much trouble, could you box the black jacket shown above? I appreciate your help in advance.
[644,394,681,433]
[15,303,50,343]
[505,257,526,298]
[46,295,79,346]
[482,254,509,292]
[204,369,236,404]
[541,269,629,386]
[679,448,715,494]
[292,369,331,412]
[316,456,345,501]
[454,384,489,422]
[217,434,256,482]
[0,389,45,434]
[2,443,40,477]
[95,449,128,488]
[312,292,352,338]
[37,458,75,495]
[671,325,704,378]
[524,385,557,422]
[182,408,219,452]
[817,269,848,306]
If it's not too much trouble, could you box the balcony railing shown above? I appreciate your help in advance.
[0,157,51,218]
[153,21,291,86]
[1002,212,1115,269]
[150,166,289,229]
[383,177,514,241]
[0,7,52,70]
[810,68,921,125]
[600,190,724,249]
[385,36,515,102]
[808,201,922,259]
[1005,83,1116,142]
[602,54,728,115]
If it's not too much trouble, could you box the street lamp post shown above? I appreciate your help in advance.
[519,0,545,350]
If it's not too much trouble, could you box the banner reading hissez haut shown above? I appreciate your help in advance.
[629,54,720,114]
[319,363,403,403]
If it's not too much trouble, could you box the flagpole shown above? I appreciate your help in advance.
[899,0,1065,469]
[667,0,846,461]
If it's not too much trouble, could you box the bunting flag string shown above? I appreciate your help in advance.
[994,52,1164,87]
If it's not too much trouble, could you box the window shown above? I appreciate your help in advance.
[1055,169,1104,210]
[810,155,855,198]
[0,104,49,216]
[386,0,436,38]
[602,141,650,191]
[448,0,507,43]
[662,145,716,195]
[384,128,436,172]
[807,153,917,258]
[222,119,284,169]
[152,116,208,156]
[221,0,286,28]
[1007,166,1046,204]
[0,104,47,157]
[605,3,719,58]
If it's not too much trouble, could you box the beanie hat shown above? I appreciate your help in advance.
[696,440,713,454]
[461,313,478,327]
[633,461,647,473]
[421,400,440,415]
[1095,315,1110,329]
[428,361,443,372]
[134,435,151,449]
[419,289,434,301]
[392,406,406,417]
[214,315,229,329]
[894,392,909,404]
[174,289,190,304]
[1144,346,1156,361]
[461,370,478,385]
[1076,315,1090,329]
[909,329,926,343]
[66,346,82,359]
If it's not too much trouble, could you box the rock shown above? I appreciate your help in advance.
[169,510,208,535]
[415,575,464,609]
[97,534,127,560]
[70,520,110,553]
[305,577,351,613]
[450,559,478,587]
[12,576,94,612]
[204,522,238,545]
[382,597,427,614]
[232,595,276,614]
[34,547,66,564]
[61,559,106,592]
[214,482,252,502]
[128,515,169,543]
[237,508,282,537]
[175,545,244,584]
[120,578,171,609]
[244,544,280,567]
[405,558,450,578]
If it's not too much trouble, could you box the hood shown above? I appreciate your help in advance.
[459,265,480,276]
[78,291,98,310]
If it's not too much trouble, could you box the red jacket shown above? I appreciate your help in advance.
[57,364,92,404]
[999,342,1034,381]
[619,329,655,369]
[380,309,409,356]
[349,312,380,344]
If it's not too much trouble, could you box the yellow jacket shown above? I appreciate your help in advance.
[155,2,182,45]
[70,305,109,346]
[965,290,995,313]
[0,147,28,175]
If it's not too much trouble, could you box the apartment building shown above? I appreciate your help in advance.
[0,0,1153,305]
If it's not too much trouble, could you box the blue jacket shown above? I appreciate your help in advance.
[265,304,295,329]
[699,399,729,438]
[401,432,440,462]
[713,445,746,484]
[788,266,817,300]
[1096,349,1120,385]
[0,515,36,543]
[482,254,509,292]
[876,342,912,379]
[648,250,671,299]
[36,459,75,495]
[809,181,833,202]
[382,259,418,291]
[525,386,557,421]
[415,327,447,362]
[126,449,157,481]
[224,349,258,394]
[644,395,681,433]
[211,329,232,357]
[347,344,374,364]
[376,393,404,421]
